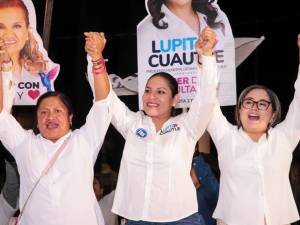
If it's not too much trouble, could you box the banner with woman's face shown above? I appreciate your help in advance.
[137,0,236,109]
[0,0,59,105]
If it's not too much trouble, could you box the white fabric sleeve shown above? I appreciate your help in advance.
[78,99,112,162]
[183,55,219,141]
[207,101,233,153]
[85,56,136,138]
[109,89,137,138]
[276,65,300,150]
[0,111,27,157]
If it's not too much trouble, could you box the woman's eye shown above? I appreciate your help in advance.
[39,111,47,115]
[157,90,165,94]
[258,102,267,107]
[144,89,150,94]
[13,24,22,29]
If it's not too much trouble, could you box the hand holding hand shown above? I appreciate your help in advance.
[84,32,106,61]
[195,26,217,56]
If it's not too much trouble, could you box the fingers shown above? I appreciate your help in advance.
[84,32,106,60]
[195,26,217,56]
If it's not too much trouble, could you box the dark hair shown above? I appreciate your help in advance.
[146,72,179,117]
[147,0,222,30]
[148,72,178,97]
[235,84,281,130]
[33,91,73,133]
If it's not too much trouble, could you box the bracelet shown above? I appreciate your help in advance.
[92,65,107,75]
[92,58,105,65]
[92,57,107,75]
[92,67,107,75]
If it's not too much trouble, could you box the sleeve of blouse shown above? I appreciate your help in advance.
[86,56,136,138]
[276,65,300,150]
[207,101,233,152]
[79,85,137,160]
[183,56,219,141]
[79,93,112,160]
[109,88,137,138]
[0,111,27,157]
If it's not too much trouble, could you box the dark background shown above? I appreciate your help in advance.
[1,0,300,173]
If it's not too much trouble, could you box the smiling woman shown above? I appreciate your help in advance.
[0,27,112,225]
[86,28,218,225]
[0,0,59,106]
[207,35,300,225]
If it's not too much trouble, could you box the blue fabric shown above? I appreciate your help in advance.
[126,212,206,225]
[192,155,219,225]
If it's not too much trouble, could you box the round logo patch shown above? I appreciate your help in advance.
[135,128,147,138]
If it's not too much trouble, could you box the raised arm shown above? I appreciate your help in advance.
[84,32,137,138]
[84,32,110,101]
[184,26,219,140]
[0,39,14,113]
[277,34,300,149]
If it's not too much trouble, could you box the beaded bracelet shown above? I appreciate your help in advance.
[92,58,107,75]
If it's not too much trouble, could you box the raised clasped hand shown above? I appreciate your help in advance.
[195,26,217,56]
[84,32,106,61]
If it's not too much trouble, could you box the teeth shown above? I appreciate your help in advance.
[4,40,16,45]
[147,103,158,107]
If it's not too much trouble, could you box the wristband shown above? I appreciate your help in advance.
[92,57,107,75]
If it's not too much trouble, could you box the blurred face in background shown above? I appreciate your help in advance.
[0,6,29,58]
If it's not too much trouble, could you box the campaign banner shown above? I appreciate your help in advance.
[137,1,236,109]
[0,0,59,105]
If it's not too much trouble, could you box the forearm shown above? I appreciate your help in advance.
[92,58,110,101]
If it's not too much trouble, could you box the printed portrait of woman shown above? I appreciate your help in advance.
[137,0,236,108]
[0,0,59,106]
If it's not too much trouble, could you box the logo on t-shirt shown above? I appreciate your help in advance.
[136,128,147,138]
[159,123,180,135]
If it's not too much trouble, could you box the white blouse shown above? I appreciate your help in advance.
[0,100,111,225]
[109,56,218,222]
[208,66,300,225]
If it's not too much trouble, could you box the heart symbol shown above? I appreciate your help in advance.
[28,90,40,100]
